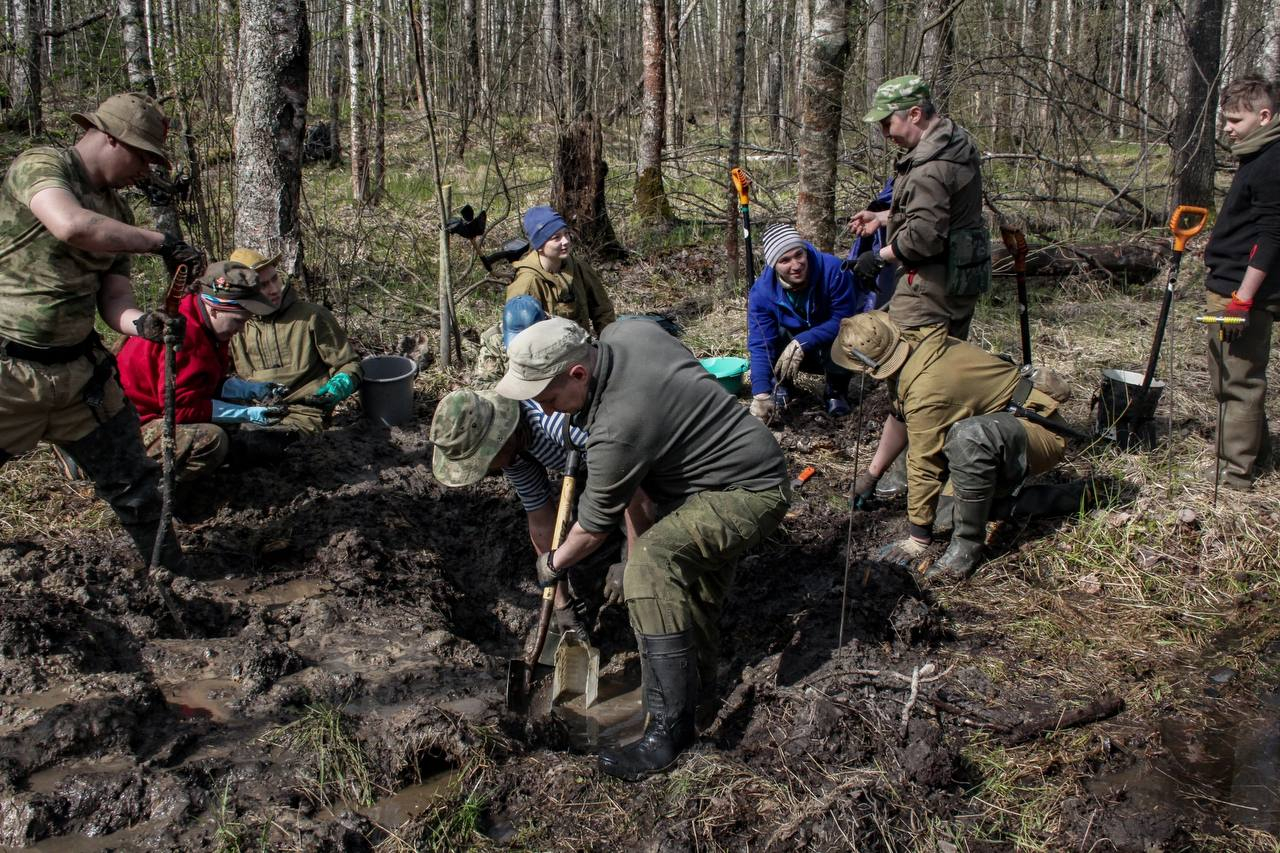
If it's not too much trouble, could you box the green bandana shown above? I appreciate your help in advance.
[1231,118,1280,157]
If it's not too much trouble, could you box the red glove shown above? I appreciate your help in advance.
[1223,291,1252,342]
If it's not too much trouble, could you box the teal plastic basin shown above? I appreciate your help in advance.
[699,356,748,395]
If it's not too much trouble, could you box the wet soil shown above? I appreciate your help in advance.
[2,282,1276,850]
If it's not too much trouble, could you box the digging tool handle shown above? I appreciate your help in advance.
[150,263,190,573]
[1137,205,1209,401]
[731,167,756,282]
[523,432,582,673]
[999,225,1031,367]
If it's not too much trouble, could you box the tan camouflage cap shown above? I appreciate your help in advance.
[196,261,275,315]
[862,75,931,123]
[430,388,521,486]
[831,311,910,380]
[495,317,593,400]
[229,247,282,270]
[71,93,170,167]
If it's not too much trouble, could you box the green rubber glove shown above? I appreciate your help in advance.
[299,372,358,410]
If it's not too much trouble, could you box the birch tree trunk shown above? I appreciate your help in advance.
[346,0,368,203]
[725,0,746,290]
[234,0,309,277]
[1264,15,1280,79]
[795,0,849,251]
[635,0,672,226]
[119,0,157,97]
[1171,0,1222,208]
[370,0,386,202]
[540,0,561,120]
[666,0,683,150]
[9,0,42,133]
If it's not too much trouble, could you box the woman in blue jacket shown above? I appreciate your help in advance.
[747,223,868,419]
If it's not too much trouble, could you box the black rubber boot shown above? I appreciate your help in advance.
[927,494,992,579]
[824,372,851,418]
[61,407,186,574]
[598,631,698,781]
[227,427,299,469]
[932,495,955,535]
[875,453,909,499]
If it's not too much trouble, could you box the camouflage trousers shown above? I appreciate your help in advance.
[140,420,229,482]
[0,348,125,455]
[621,484,791,685]
[472,323,506,386]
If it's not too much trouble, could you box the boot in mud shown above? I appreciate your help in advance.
[60,406,186,575]
[227,426,299,469]
[932,495,955,536]
[927,493,992,579]
[875,453,909,499]
[598,631,698,782]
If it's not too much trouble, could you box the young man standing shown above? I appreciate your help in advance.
[1202,76,1280,490]
[0,92,201,571]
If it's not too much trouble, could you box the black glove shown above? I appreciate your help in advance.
[133,310,186,344]
[535,550,568,589]
[603,561,626,606]
[153,234,204,273]
[554,596,592,644]
[853,250,887,280]
[852,471,881,511]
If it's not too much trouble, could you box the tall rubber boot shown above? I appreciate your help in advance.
[61,407,186,575]
[875,453,908,499]
[927,493,993,579]
[598,631,698,781]
[824,372,851,418]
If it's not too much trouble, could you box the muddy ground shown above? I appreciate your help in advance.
[2,252,1278,852]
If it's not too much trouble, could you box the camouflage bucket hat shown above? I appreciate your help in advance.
[71,93,171,167]
[831,311,910,380]
[196,261,275,315]
[430,389,521,487]
[862,75,931,123]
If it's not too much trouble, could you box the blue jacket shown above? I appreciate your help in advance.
[747,243,862,394]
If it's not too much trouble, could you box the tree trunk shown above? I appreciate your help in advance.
[1171,0,1222,209]
[406,0,428,111]
[1264,15,1280,79]
[635,0,672,226]
[562,0,586,115]
[346,0,368,203]
[725,0,746,291]
[764,0,784,146]
[666,0,683,149]
[370,0,386,202]
[119,0,157,97]
[540,0,561,120]
[917,0,956,110]
[795,0,849,251]
[458,0,478,152]
[233,0,309,277]
[327,16,342,167]
[553,111,624,258]
[218,0,238,111]
[9,0,43,133]
[865,0,886,149]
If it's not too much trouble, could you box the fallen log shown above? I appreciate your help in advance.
[1005,694,1125,745]
[991,241,1170,283]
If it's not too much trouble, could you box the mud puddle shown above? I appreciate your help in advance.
[210,576,327,607]
[160,677,238,722]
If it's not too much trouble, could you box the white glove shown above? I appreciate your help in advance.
[773,340,805,383]
[749,393,774,419]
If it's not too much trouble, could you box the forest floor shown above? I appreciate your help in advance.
[2,235,1279,852]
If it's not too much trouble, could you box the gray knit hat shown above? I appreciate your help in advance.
[761,223,806,268]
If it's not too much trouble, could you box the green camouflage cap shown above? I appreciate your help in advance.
[862,75,931,123]
[71,92,171,167]
[430,388,521,487]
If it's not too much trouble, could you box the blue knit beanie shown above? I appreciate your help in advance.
[522,206,568,250]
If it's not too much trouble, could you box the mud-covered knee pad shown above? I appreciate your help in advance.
[944,412,1028,498]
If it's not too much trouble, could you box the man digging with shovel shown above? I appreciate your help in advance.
[495,318,790,780]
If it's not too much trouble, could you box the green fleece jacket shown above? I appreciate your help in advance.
[506,251,616,335]
[230,287,362,431]
[887,116,987,330]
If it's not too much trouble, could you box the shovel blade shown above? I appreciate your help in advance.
[505,658,531,713]
[552,637,600,709]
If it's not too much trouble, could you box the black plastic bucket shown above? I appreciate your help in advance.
[359,355,418,427]
[1093,368,1164,449]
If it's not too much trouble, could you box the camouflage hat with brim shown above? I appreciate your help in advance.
[71,93,170,167]
[430,389,521,487]
[831,311,910,380]
[229,247,282,270]
[862,75,931,123]
[196,261,276,316]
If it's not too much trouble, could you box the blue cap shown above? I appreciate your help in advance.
[502,295,549,349]
[522,206,568,250]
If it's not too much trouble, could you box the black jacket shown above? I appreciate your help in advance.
[1205,134,1280,301]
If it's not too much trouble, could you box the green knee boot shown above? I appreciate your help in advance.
[927,494,992,579]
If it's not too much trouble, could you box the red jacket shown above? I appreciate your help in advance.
[118,293,230,425]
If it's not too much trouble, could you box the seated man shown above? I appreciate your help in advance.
[118,261,282,481]
[227,247,362,433]
[507,205,615,336]
[495,318,790,781]
[748,223,862,419]
[430,386,652,635]
[837,312,1076,578]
